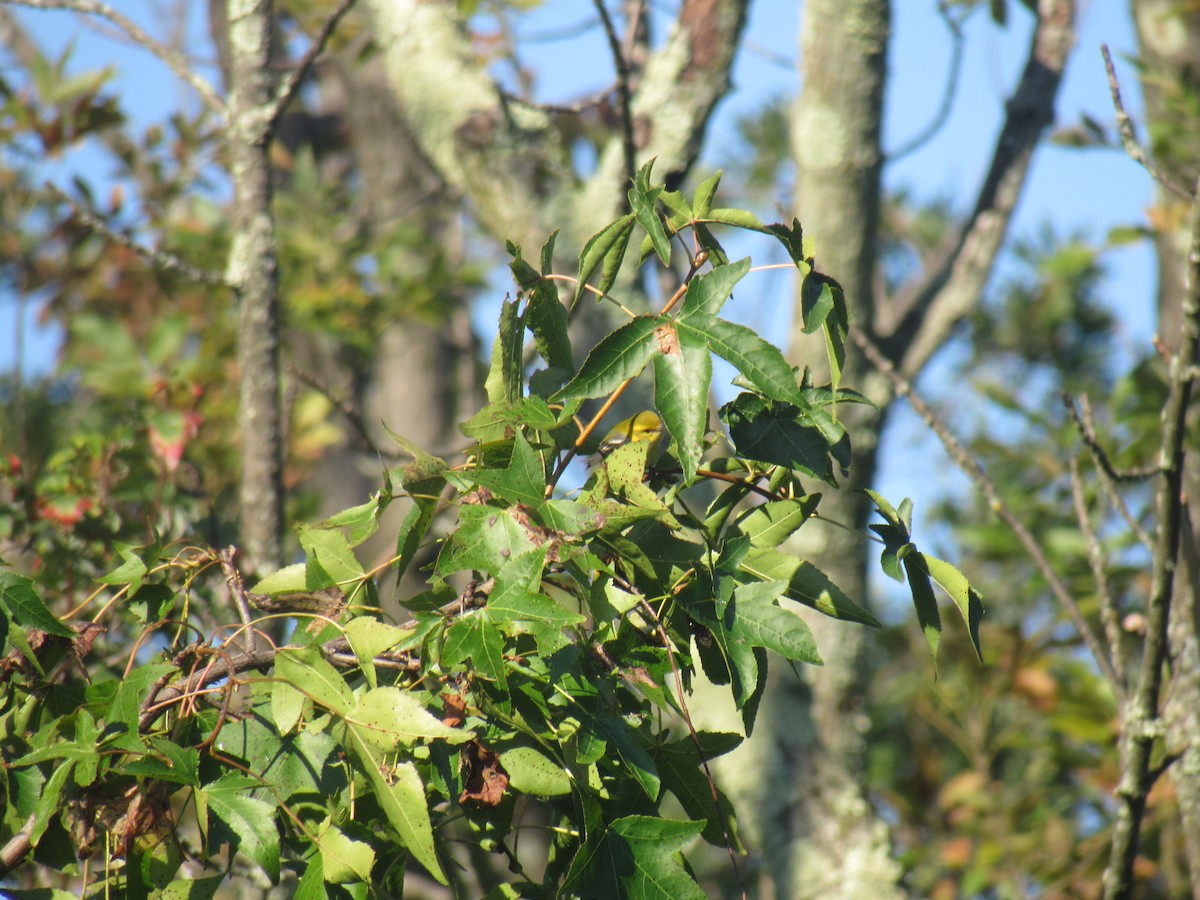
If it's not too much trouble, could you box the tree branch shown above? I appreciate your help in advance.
[47,183,228,287]
[887,1,965,161]
[361,0,750,253]
[850,324,1124,695]
[0,0,226,117]
[1102,167,1200,899]
[884,0,1076,377]
[266,0,357,141]
[227,0,284,574]
[1101,44,1193,202]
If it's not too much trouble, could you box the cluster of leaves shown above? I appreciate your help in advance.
[2,169,979,898]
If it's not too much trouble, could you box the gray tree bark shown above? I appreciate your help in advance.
[226,0,284,574]
[1129,2,1200,891]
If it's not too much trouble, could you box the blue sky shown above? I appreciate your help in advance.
[3,1,1150,370]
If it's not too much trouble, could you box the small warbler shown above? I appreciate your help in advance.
[594,410,666,462]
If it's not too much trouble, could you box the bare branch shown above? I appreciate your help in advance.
[593,0,637,188]
[1101,44,1193,202]
[1062,393,1160,484]
[286,362,397,461]
[888,2,965,161]
[850,323,1124,694]
[47,183,228,287]
[1,0,226,117]
[885,0,1076,377]
[267,0,358,140]
[1103,166,1200,898]
[1070,458,1126,691]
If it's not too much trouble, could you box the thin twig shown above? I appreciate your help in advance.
[286,363,396,460]
[1101,44,1193,202]
[1075,396,1155,550]
[593,0,637,189]
[47,184,228,287]
[1061,393,1159,483]
[850,324,1124,694]
[635,597,746,899]
[2,0,226,117]
[215,546,255,633]
[889,1,965,161]
[1070,458,1126,692]
[267,0,358,141]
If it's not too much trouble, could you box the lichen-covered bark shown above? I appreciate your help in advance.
[1129,2,1200,890]
[748,2,903,895]
[226,0,283,573]
[361,0,749,256]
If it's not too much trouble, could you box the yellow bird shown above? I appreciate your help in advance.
[595,410,666,462]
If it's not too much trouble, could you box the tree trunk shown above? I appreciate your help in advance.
[226,0,284,575]
[1130,1,1200,890]
[715,2,904,896]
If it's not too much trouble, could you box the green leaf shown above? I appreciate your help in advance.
[107,662,174,752]
[722,394,841,485]
[731,497,821,549]
[506,238,542,290]
[0,571,74,637]
[322,495,383,547]
[799,271,835,335]
[597,717,660,800]
[317,820,376,884]
[678,257,750,319]
[676,314,804,406]
[903,554,942,673]
[564,815,705,900]
[345,686,470,749]
[552,316,660,402]
[765,218,806,264]
[655,732,743,848]
[728,587,822,665]
[297,523,365,596]
[158,875,224,899]
[653,328,711,483]
[251,563,308,595]
[460,397,559,441]
[630,159,671,265]
[96,542,151,595]
[437,504,539,578]
[203,774,280,882]
[527,282,574,373]
[276,646,354,716]
[272,678,307,735]
[500,746,572,796]
[343,616,411,688]
[466,430,546,505]
[347,739,445,885]
[393,490,440,585]
[919,553,984,663]
[692,170,722,218]
[706,207,768,231]
[576,214,636,301]
[442,613,508,687]
[498,294,524,403]
[738,547,881,626]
